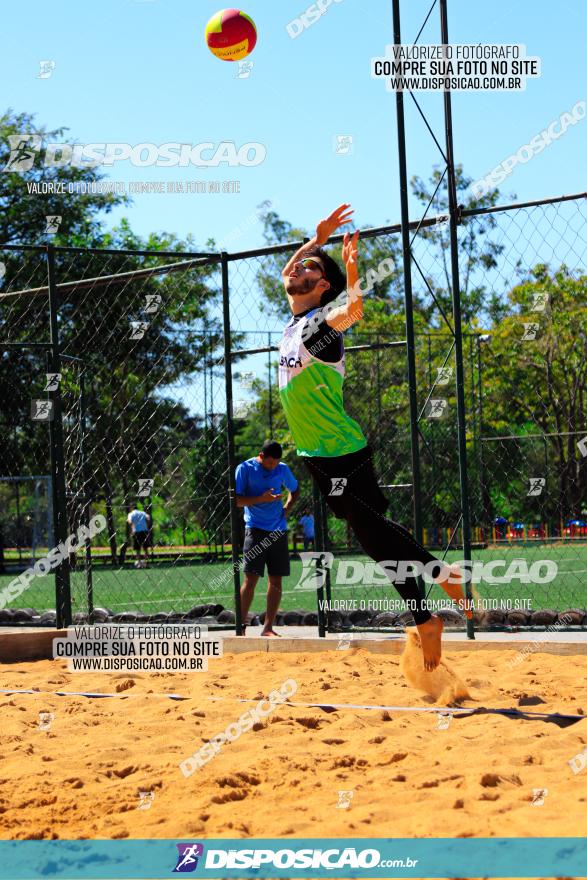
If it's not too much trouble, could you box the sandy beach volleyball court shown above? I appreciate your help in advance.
[1,647,586,849]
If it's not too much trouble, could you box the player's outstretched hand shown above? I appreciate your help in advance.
[342,230,359,270]
[316,204,354,245]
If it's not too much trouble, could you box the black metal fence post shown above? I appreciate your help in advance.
[78,368,94,620]
[392,0,425,602]
[439,0,475,639]
[46,245,72,627]
[321,496,332,610]
[221,252,243,635]
[313,481,327,638]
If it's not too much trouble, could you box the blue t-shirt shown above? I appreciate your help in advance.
[128,509,148,532]
[298,514,315,538]
[235,458,298,532]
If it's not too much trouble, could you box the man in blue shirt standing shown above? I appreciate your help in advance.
[127,504,151,569]
[298,508,315,551]
[235,439,299,636]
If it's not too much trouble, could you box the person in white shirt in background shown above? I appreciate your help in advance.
[127,505,151,568]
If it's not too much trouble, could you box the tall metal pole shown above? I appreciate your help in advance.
[320,495,331,608]
[313,481,327,638]
[79,368,94,620]
[14,479,22,565]
[46,245,72,627]
[209,330,218,557]
[476,335,490,529]
[439,0,474,639]
[392,0,425,589]
[203,329,208,434]
[203,328,212,555]
[376,334,382,423]
[267,331,273,437]
[221,253,243,635]
[47,477,54,548]
[468,334,477,524]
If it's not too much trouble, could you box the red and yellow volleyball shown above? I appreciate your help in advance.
[205,8,257,62]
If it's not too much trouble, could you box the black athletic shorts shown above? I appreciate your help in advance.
[303,444,388,520]
[243,528,290,577]
[133,531,149,550]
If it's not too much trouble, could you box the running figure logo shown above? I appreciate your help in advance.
[337,790,354,809]
[527,477,545,497]
[137,790,155,810]
[3,134,42,172]
[426,399,448,419]
[235,60,254,78]
[521,322,540,341]
[38,712,54,731]
[31,400,53,421]
[44,215,62,234]
[295,551,334,591]
[144,294,162,314]
[37,60,56,79]
[173,843,204,873]
[44,373,61,392]
[137,478,154,497]
[329,477,347,496]
[436,713,452,730]
[530,292,548,312]
[436,366,453,386]
[130,320,149,340]
[334,135,354,155]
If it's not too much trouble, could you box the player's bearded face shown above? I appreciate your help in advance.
[287,274,318,295]
[286,257,328,297]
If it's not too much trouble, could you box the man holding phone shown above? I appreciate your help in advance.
[235,439,300,636]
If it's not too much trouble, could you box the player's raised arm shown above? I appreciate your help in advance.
[324,230,363,331]
[281,204,354,280]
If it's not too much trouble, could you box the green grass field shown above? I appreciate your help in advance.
[1,541,586,618]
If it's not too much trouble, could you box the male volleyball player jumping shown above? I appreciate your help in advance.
[278,204,470,670]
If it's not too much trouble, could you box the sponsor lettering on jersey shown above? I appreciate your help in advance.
[280,355,303,369]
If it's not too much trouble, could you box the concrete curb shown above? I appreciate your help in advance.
[1,628,586,662]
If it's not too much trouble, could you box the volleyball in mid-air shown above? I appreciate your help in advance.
[205,9,257,62]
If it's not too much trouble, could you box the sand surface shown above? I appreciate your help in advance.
[0,647,586,852]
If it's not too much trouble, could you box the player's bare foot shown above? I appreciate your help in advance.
[416,614,444,671]
[261,628,281,637]
[436,563,474,619]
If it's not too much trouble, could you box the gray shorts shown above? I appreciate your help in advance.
[243,528,290,577]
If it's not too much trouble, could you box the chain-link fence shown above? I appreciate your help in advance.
[1,247,54,622]
[226,195,587,632]
[0,245,238,626]
[464,197,587,624]
[1,192,586,631]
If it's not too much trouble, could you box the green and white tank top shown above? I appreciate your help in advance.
[278,308,367,458]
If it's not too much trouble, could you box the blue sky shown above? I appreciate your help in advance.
[4,0,586,250]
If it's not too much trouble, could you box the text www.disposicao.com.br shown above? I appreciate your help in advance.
[70,657,203,671]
